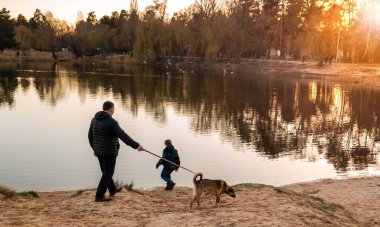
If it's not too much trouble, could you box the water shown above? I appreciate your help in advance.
[0,62,379,192]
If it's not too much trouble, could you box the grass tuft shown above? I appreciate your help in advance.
[114,179,135,192]
[71,189,91,197]
[18,191,39,198]
[117,180,142,194]
[124,181,135,192]
[273,187,300,196]
[0,185,17,198]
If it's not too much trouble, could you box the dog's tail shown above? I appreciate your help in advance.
[193,172,203,184]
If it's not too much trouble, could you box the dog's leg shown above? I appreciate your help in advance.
[190,195,199,211]
[215,193,222,206]
[190,199,194,211]
[195,190,202,208]
[196,194,201,208]
[190,189,197,211]
[215,195,220,206]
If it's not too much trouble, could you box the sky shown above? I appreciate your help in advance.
[3,0,195,24]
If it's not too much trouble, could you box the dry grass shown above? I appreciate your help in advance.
[71,188,92,197]
[0,185,17,198]
[114,180,142,194]
[18,191,39,198]
[0,185,40,199]
[0,50,74,62]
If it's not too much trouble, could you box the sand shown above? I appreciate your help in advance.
[1,177,379,226]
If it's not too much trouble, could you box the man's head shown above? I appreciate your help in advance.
[103,101,115,115]
[164,139,172,146]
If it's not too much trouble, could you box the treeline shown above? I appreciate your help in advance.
[1,0,380,63]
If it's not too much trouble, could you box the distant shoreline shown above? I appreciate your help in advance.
[1,176,379,226]
[2,50,380,85]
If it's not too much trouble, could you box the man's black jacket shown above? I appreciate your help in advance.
[88,111,139,157]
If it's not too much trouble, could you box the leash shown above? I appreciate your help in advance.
[143,149,197,174]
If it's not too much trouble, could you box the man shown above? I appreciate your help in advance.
[156,139,180,190]
[88,101,144,202]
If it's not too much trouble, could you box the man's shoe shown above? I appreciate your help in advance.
[165,183,171,190]
[110,187,123,197]
[95,197,113,202]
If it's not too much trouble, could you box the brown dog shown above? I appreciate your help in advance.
[190,172,236,210]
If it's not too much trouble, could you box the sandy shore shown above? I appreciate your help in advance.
[1,177,379,226]
[174,59,380,86]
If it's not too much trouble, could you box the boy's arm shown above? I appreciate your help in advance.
[156,150,166,168]
[156,159,163,168]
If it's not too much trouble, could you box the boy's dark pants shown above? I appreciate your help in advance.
[96,156,117,198]
[161,168,174,183]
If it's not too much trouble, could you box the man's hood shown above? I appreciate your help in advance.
[94,111,111,121]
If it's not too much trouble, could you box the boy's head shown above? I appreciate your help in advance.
[164,139,172,146]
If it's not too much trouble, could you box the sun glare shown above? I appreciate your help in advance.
[365,1,380,25]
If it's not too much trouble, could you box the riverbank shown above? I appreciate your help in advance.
[3,50,380,85]
[1,177,379,226]
[176,59,380,84]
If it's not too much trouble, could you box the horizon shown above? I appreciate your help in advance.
[3,0,195,24]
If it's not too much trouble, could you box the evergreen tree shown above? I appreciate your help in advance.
[0,8,17,51]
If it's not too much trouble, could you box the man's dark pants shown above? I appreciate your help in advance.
[96,156,117,198]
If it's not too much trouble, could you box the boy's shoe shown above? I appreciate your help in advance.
[165,182,171,190]
[168,181,176,190]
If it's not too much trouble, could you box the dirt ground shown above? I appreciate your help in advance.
[1,177,379,226]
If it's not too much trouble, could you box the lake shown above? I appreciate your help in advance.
[0,62,379,192]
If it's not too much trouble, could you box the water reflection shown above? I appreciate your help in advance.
[1,62,380,174]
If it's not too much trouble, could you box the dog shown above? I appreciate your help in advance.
[190,172,236,210]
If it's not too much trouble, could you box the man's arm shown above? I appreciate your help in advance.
[88,120,94,148]
[176,150,180,169]
[112,120,140,149]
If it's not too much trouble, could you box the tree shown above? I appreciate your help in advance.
[87,11,97,24]
[29,9,46,29]
[15,25,32,50]
[16,14,28,26]
[0,8,17,51]
[110,11,119,28]
[134,0,169,60]
[99,15,112,26]
[225,0,258,61]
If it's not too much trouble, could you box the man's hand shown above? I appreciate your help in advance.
[137,145,144,152]
[156,164,160,169]
[175,168,179,172]
[93,152,97,157]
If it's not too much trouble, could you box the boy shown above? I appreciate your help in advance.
[156,139,180,190]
